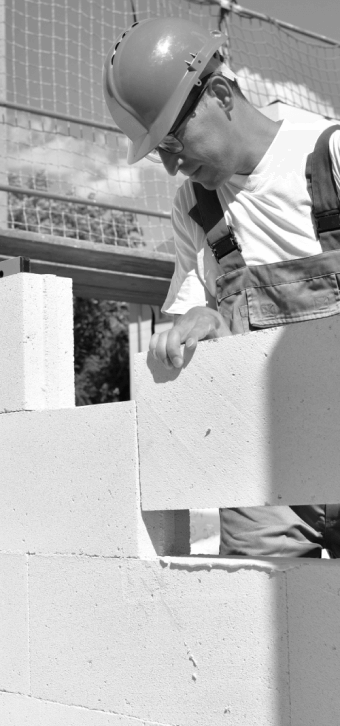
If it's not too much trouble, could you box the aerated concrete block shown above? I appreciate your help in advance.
[0,273,74,412]
[29,555,290,726]
[0,555,29,693]
[0,693,158,726]
[286,561,340,726]
[0,401,187,557]
[0,402,146,557]
[135,316,340,509]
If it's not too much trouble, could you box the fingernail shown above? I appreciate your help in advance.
[173,356,183,368]
[186,338,194,348]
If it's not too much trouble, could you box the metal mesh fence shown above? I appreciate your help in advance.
[223,6,340,117]
[1,0,339,251]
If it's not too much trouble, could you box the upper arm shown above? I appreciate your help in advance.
[161,184,216,315]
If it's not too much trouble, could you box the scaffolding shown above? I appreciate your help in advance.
[0,0,339,300]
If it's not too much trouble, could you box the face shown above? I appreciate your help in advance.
[158,78,240,190]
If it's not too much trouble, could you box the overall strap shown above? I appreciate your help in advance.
[188,182,246,272]
[308,124,340,252]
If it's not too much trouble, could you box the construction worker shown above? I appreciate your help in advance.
[103,17,340,558]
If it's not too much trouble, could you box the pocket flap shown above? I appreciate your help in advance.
[246,273,340,328]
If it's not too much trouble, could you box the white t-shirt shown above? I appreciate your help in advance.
[162,119,340,316]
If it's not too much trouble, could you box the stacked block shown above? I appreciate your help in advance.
[0,273,74,412]
[135,317,340,509]
[1,271,340,725]
[0,555,29,694]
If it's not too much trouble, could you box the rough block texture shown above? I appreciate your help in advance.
[0,555,29,693]
[0,273,74,412]
[287,561,340,726]
[29,555,290,726]
[0,694,159,726]
[0,402,155,557]
[135,316,340,509]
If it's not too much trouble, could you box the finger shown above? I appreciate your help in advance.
[149,332,160,358]
[163,326,184,368]
[150,330,174,368]
[185,333,199,351]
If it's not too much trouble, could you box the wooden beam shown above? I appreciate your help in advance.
[0,228,175,304]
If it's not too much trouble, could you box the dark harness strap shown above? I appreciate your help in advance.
[189,182,246,270]
[188,185,222,231]
[189,124,340,264]
[308,124,340,251]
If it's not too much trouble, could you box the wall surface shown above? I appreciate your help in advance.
[0,273,74,412]
[1,272,340,726]
[135,317,340,509]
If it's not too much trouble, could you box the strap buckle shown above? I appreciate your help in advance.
[315,210,340,234]
[208,226,242,262]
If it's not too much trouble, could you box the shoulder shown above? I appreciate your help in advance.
[274,119,339,178]
[173,178,196,217]
[171,178,203,242]
[278,118,334,151]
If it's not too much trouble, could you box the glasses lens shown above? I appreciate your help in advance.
[145,78,211,164]
[146,136,183,162]
[158,136,183,154]
[145,149,163,163]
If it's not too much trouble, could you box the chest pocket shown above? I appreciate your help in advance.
[216,250,340,333]
[246,272,340,328]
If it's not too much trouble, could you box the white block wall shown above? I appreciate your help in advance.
[1,272,340,726]
[0,402,143,557]
[27,556,291,726]
[0,694,159,726]
[0,555,29,693]
[135,316,340,509]
[0,273,74,411]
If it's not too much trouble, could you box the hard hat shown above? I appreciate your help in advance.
[103,17,235,165]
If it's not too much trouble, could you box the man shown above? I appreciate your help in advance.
[103,16,340,558]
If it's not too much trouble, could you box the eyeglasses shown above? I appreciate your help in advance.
[146,74,212,163]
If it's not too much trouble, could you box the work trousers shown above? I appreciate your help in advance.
[219,504,340,558]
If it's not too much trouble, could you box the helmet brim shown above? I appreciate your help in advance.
[126,34,235,165]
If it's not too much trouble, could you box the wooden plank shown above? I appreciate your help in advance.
[0,228,175,304]
[0,228,175,276]
[0,256,170,305]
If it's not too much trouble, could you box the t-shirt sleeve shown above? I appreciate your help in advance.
[329,129,340,196]
[161,184,213,315]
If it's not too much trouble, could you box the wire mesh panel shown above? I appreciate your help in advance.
[223,7,340,118]
[4,106,175,249]
[1,0,340,250]
[6,0,221,120]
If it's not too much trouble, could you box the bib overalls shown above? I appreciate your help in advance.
[189,125,340,558]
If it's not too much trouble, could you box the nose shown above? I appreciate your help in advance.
[158,149,183,176]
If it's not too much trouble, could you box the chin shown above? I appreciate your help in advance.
[200,179,221,190]
[199,171,230,190]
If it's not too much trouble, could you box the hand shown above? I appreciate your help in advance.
[149,306,231,369]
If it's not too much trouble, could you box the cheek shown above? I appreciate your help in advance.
[187,130,222,161]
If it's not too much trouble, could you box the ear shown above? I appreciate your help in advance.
[208,75,234,116]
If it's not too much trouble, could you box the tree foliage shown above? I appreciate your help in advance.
[73,298,130,405]
[8,171,144,405]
